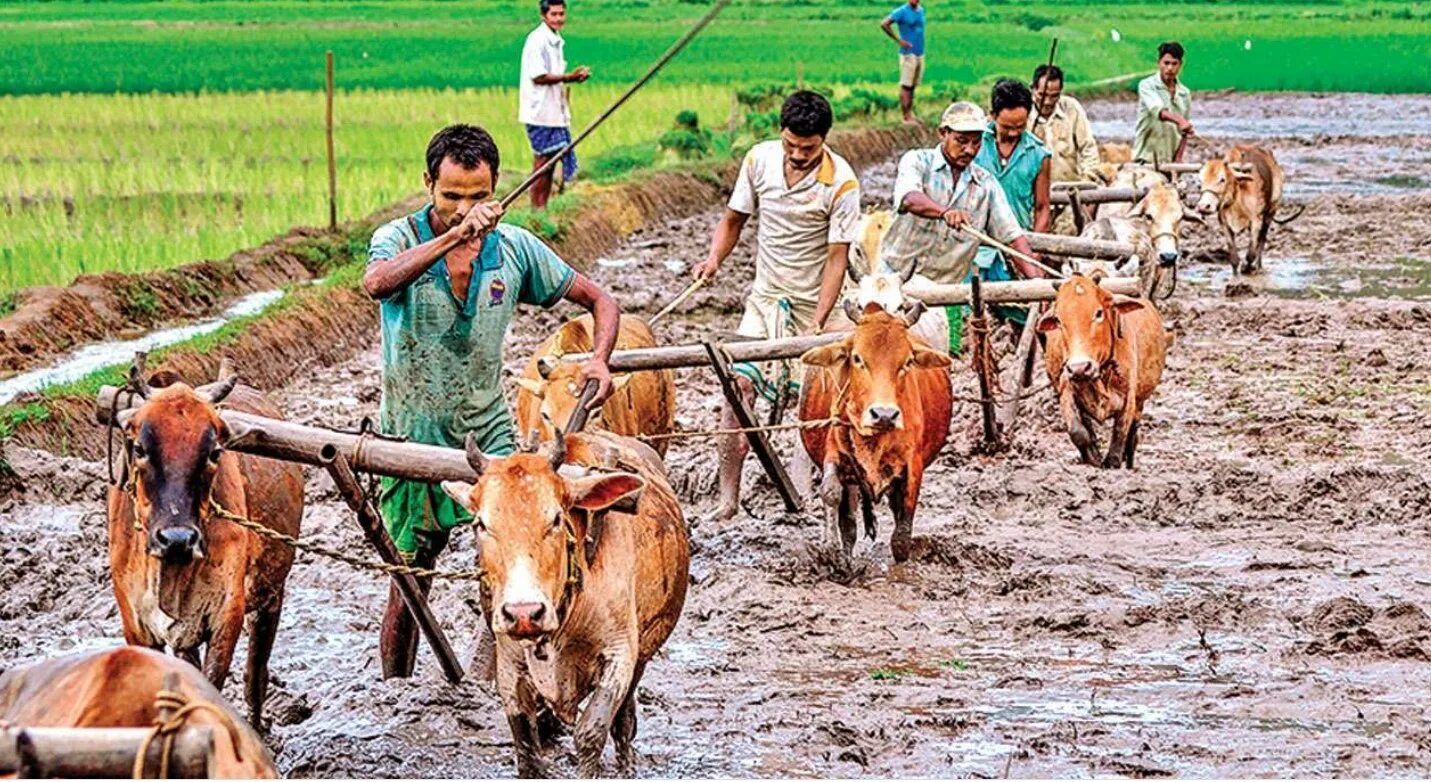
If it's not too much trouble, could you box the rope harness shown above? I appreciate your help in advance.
[131,689,243,779]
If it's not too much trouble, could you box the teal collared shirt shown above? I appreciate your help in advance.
[366,206,576,455]
[973,126,1050,230]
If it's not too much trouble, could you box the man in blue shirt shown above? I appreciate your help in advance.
[880,0,926,125]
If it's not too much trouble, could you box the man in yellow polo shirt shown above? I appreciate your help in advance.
[692,91,861,520]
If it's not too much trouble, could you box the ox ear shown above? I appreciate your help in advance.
[911,343,952,369]
[1127,193,1150,219]
[1036,311,1061,333]
[441,481,479,514]
[1111,296,1146,315]
[515,377,545,398]
[567,472,646,512]
[801,342,848,368]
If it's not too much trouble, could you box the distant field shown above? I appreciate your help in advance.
[0,84,736,293]
[2,0,1427,94]
[2,0,1428,294]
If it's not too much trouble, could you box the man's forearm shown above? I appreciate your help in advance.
[900,191,949,220]
[880,19,900,43]
[532,73,571,85]
[1010,236,1045,278]
[1033,204,1051,235]
[811,245,850,330]
[1158,109,1188,127]
[363,231,460,300]
[705,210,748,269]
[588,288,620,364]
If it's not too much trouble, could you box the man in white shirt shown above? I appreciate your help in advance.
[693,91,861,519]
[519,0,590,209]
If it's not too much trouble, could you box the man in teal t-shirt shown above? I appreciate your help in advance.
[363,123,619,677]
[880,0,927,124]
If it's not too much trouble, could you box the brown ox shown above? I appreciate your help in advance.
[799,304,952,563]
[1196,145,1299,275]
[108,373,303,727]
[0,647,276,778]
[1039,273,1168,468]
[516,314,676,456]
[441,429,688,778]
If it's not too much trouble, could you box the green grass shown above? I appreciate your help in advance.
[0,84,738,293]
[1,1,1426,94]
[2,0,1426,294]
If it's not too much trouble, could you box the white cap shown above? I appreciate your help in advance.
[939,101,987,132]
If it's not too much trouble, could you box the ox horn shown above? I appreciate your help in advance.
[846,260,864,284]
[842,298,863,325]
[901,298,927,328]
[464,431,491,474]
[547,427,567,470]
[900,258,919,284]
[127,351,154,399]
[197,375,239,405]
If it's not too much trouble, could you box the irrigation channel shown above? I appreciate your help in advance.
[3,92,1431,777]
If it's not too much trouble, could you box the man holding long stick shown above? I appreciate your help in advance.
[362,124,619,677]
[880,101,1045,352]
[693,91,861,520]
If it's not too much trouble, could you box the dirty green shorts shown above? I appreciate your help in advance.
[380,478,472,560]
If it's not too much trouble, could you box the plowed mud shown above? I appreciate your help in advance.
[2,92,1429,778]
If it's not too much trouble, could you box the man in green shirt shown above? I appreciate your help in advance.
[363,123,618,677]
[1133,41,1195,164]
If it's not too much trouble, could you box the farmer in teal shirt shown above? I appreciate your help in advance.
[363,123,619,678]
[972,79,1051,289]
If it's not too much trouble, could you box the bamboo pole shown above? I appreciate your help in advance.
[550,277,1143,371]
[969,278,998,449]
[1025,232,1136,259]
[1048,186,1146,206]
[325,51,337,231]
[2,727,214,778]
[93,393,639,514]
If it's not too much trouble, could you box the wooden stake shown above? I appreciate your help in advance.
[703,342,801,513]
[1068,187,1087,235]
[323,448,465,684]
[325,51,337,231]
[998,303,1043,439]
[969,278,998,450]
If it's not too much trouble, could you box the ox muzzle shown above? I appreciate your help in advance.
[147,514,205,566]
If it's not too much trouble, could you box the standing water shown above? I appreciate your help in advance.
[0,288,284,405]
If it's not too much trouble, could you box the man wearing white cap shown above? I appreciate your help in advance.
[879,101,1045,351]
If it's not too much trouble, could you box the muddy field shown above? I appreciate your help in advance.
[4,92,1431,778]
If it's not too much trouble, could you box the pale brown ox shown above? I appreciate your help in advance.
[516,314,676,456]
[800,304,952,563]
[108,374,303,727]
[1196,144,1299,275]
[0,647,276,778]
[1078,177,1203,299]
[1039,273,1169,468]
[441,429,688,778]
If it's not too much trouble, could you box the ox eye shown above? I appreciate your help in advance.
[131,442,148,461]
[550,512,563,531]
[208,447,223,465]
[1092,309,1105,322]
[852,354,865,368]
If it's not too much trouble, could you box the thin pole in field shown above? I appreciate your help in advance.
[325,50,337,231]
[499,0,733,209]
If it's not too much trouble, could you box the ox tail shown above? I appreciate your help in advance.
[1272,203,1306,226]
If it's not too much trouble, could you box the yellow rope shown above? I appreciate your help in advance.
[637,416,843,443]
[131,690,239,779]
[206,497,486,583]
